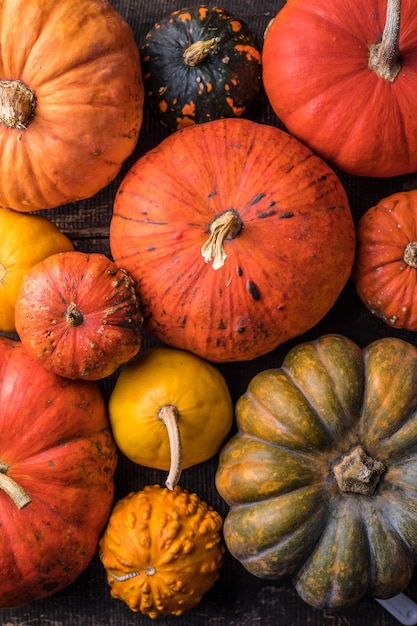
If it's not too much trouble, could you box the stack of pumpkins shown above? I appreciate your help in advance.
[2,0,417,620]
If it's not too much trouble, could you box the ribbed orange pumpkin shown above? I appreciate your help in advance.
[110,118,355,362]
[353,190,417,330]
[0,336,117,608]
[0,0,143,212]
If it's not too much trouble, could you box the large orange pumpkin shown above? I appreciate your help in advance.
[262,0,417,177]
[0,336,117,608]
[0,0,143,212]
[110,118,355,362]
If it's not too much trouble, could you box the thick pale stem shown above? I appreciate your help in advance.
[0,463,32,509]
[333,445,386,496]
[66,302,84,327]
[183,37,219,66]
[201,210,242,270]
[0,79,37,129]
[403,242,417,268]
[368,0,401,82]
[158,405,182,490]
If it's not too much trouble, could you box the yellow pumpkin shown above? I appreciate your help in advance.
[0,208,73,332]
[108,347,233,488]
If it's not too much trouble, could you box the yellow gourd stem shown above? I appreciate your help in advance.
[0,463,32,509]
[158,405,182,490]
[368,0,401,82]
[0,79,37,130]
[183,37,219,67]
[201,210,242,270]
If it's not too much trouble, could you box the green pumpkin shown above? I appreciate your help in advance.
[140,5,261,131]
[215,333,417,609]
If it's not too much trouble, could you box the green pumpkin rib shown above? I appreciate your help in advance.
[359,338,417,457]
[223,484,328,579]
[294,497,370,610]
[282,334,363,445]
[215,432,327,505]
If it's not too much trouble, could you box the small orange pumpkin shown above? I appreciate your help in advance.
[14,251,142,380]
[352,190,417,330]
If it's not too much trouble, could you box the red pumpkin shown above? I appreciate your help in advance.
[262,0,417,177]
[0,0,143,212]
[353,190,417,330]
[14,251,142,380]
[110,118,355,362]
[0,336,117,608]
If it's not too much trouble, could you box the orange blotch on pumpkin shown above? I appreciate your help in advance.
[182,102,196,117]
[235,45,261,63]
[178,11,192,21]
[226,98,245,116]
[159,101,168,113]
[230,20,242,33]
[198,7,209,20]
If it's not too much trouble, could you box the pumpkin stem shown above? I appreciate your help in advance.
[403,242,417,268]
[333,445,386,496]
[0,79,37,130]
[158,405,182,490]
[66,302,84,327]
[183,37,219,67]
[0,462,32,509]
[201,210,242,270]
[368,0,401,82]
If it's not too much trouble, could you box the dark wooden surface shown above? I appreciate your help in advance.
[3,1,417,624]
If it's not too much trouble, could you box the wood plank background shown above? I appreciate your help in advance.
[2,1,417,624]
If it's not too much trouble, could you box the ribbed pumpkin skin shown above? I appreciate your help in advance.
[353,190,417,330]
[0,337,117,608]
[99,485,225,618]
[140,5,261,131]
[110,118,355,362]
[14,251,142,380]
[262,0,417,177]
[0,0,143,212]
[215,334,417,609]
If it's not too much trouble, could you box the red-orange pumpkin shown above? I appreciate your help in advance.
[262,0,417,177]
[110,118,355,362]
[14,251,142,380]
[352,190,417,330]
[0,0,143,212]
[0,336,117,608]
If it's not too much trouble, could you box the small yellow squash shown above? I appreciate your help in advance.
[0,208,73,332]
[108,347,233,487]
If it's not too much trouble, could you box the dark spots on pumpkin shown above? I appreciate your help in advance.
[236,266,243,276]
[280,212,294,219]
[147,246,155,251]
[179,315,187,328]
[208,190,217,198]
[277,305,285,311]
[218,319,227,330]
[48,460,55,466]
[237,327,245,333]
[258,209,276,219]
[249,192,266,206]
[247,280,260,301]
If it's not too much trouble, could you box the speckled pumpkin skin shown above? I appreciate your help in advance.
[110,118,355,363]
[140,5,261,131]
[99,485,225,618]
[353,190,417,330]
[216,334,417,609]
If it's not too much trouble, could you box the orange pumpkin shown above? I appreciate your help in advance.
[14,251,142,380]
[0,0,143,212]
[353,190,417,330]
[110,118,355,362]
[0,336,117,607]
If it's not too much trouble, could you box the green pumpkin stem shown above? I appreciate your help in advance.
[0,462,32,509]
[0,79,37,130]
[368,0,401,82]
[158,404,182,490]
[183,37,219,66]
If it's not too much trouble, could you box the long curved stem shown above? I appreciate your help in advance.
[0,463,32,509]
[158,405,182,490]
[368,0,401,82]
